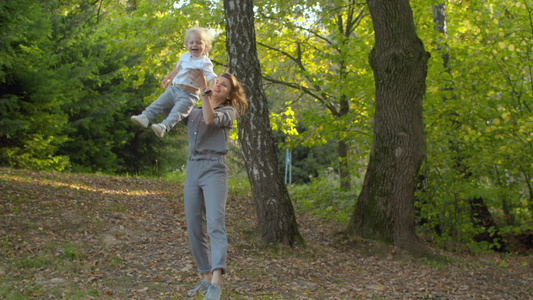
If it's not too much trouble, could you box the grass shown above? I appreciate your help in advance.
[288,171,359,226]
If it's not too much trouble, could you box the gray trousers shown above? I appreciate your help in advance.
[142,85,199,131]
[184,157,228,274]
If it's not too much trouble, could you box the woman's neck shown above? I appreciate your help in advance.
[211,97,226,108]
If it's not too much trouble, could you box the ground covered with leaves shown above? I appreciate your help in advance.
[0,167,531,299]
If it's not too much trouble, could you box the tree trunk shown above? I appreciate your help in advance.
[223,0,303,246]
[338,139,350,190]
[347,0,429,251]
[470,197,507,252]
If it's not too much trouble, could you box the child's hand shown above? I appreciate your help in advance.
[162,66,180,88]
[161,78,171,89]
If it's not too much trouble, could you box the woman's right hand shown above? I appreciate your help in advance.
[188,69,208,92]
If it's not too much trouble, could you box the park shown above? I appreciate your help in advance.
[1,0,532,298]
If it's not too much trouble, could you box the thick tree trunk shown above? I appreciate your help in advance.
[223,0,303,246]
[347,0,429,251]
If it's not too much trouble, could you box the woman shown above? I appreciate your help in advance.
[183,70,247,300]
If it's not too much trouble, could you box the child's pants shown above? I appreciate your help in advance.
[142,85,199,131]
[183,156,228,274]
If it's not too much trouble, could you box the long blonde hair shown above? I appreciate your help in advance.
[220,72,248,116]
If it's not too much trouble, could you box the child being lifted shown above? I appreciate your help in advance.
[131,26,217,138]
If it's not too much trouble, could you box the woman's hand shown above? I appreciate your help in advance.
[188,69,208,92]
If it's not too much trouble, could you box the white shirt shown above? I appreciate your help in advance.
[171,52,217,89]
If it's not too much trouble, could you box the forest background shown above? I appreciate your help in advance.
[1,0,532,253]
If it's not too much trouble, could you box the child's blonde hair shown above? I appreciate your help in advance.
[184,27,214,56]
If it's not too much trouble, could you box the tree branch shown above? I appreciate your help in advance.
[261,74,338,114]
[257,41,303,69]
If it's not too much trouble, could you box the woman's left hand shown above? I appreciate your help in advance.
[188,69,208,92]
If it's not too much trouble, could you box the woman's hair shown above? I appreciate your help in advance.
[184,27,214,56]
[220,72,248,116]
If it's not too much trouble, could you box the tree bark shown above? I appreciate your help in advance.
[223,0,303,246]
[347,0,429,251]
[338,139,350,190]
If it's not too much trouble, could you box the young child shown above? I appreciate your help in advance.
[131,27,217,138]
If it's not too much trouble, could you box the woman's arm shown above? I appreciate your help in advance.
[189,69,215,124]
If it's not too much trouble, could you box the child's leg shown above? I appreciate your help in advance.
[142,86,177,120]
[161,89,199,131]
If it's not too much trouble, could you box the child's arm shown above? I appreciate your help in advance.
[161,65,181,88]
[207,77,216,90]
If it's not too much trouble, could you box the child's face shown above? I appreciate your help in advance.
[186,32,206,57]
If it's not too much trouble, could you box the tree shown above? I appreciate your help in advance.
[0,0,70,171]
[426,2,505,251]
[347,0,429,251]
[255,0,375,190]
[415,0,533,251]
[223,0,303,246]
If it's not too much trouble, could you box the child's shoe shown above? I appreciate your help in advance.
[131,115,149,128]
[151,123,166,138]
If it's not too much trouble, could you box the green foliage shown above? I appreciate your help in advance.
[273,125,338,184]
[255,0,376,188]
[49,2,131,174]
[0,0,192,176]
[415,0,533,251]
[0,0,70,171]
[289,168,359,224]
[228,176,252,196]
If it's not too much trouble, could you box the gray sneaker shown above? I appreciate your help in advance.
[187,280,210,296]
[151,123,166,138]
[203,283,221,300]
[131,114,149,128]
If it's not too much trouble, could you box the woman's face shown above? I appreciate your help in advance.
[213,76,231,100]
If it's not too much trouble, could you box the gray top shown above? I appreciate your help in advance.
[182,106,236,159]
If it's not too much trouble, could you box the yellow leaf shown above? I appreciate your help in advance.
[494,118,500,125]
[509,44,515,51]
[502,112,510,121]
[499,42,506,49]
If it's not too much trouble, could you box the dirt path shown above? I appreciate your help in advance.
[1,168,531,299]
